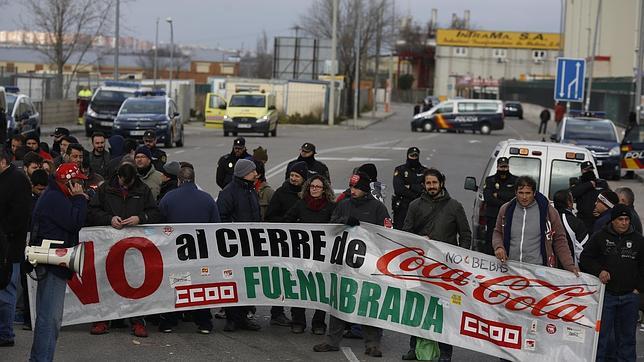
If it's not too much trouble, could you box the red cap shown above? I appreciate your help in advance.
[55,163,88,181]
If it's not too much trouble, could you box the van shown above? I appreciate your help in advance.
[463,140,597,249]
[222,91,278,137]
[204,92,227,128]
[411,99,504,134]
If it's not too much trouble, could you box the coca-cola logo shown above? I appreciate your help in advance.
[376,247,597,323]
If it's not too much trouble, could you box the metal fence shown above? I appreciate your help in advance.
[499,78,636,126]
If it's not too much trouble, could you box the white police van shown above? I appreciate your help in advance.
[464,140,597,249]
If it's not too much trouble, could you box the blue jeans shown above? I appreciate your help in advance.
[0,263,20,341]
[30,266,68,362]
[596,291,639,362]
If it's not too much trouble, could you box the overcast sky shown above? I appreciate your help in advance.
[0,0,562,50]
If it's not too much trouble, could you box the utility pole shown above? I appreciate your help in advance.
[353,0,362,126]
[329,0,338,126]
[153,18,159,88]
[113,0,120,80]
[166,17,174,98]
[636,0,644,125]
[584,0,602,113]
[372,1,384,117]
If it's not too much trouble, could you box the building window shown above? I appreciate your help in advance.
[454,47,468,57]
[532,50,547,61]
[220,64,235,75]
[493,49,507,59]
[196,62,210,73]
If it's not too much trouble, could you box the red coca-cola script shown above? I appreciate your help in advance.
[376,247,596,323]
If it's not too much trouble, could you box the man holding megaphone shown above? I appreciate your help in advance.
[28,163,88,362]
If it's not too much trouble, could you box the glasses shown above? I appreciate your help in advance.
[309,184,324,190]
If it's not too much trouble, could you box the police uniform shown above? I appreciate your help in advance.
[482,157,517,254]
[392,147,427,230]
[216,137,251,189]
[143,130,167,172]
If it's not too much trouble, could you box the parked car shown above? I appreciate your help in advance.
[464,140,596,250]
[85,81,139,136]
[550,115,621,180]
[4,86,41,140]
[621,121,644,171]
[222,91,278,137]
[112,91,184,148]
[411,99,504,134]
[503,102,523,119]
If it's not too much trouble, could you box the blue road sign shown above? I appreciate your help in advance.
[554,57,586,102]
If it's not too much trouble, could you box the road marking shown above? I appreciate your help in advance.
[173,150,186,154]
[317,157,392,162]
[264,139,401,180]
[419,133,439,141]
[362,146,408,151]
[341,347,360,362]
[468,140,481,144]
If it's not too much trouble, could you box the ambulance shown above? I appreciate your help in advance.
[464,140,597,249]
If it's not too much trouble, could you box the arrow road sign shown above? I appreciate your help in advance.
[554,57,586,102]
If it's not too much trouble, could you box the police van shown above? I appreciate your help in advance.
[411,99,504,134]
[85,81,139,136]
[463,140,597,249]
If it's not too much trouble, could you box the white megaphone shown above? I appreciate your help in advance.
[25,239,86,276]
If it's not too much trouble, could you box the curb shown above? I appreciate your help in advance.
[340,111,396,130]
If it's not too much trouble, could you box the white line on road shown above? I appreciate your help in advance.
[341,347,360,362]
[173,150,186,154]
[316,157,392,162]
[468,140,481,144]
[362,146,408,150]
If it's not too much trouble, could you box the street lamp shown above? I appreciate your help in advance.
[153,18,159,88]
[166,17,174,98]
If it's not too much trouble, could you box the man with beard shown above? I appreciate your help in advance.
[392,147,427,230]
[24,136,52,161]
[314,171,390,358]
[88,132,110,177]
[22,152,43,178]
[481,157,517,254]
[571,161,609,231]
[216,137,251,189]
[401,168,472,361]
[285,142,330,181]
[134,146,163,199]
[265,161,308,327]
[142,130,167,172]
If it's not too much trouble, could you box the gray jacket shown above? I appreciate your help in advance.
[403,189,472,248]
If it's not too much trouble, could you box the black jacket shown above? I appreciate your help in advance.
[149,147,167,172]
[0,164,33,262]
[216,151,251,189]
[331,194,390,226]
[265,181,301,222]
[89,150,111,177]
[285,156,330,181]
[158,177,178,202]
[392,161,427,205]
[558,208,589,265]
[580,225,644,295]
[284,198,336,224]
[483,172,518,218]
[403,189,472,249]
[217,177,261,222]
[571,176,609,231]
[87,175,163,226]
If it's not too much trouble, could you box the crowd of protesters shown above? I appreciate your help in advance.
[0,127,643,361]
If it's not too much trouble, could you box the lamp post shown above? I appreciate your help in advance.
[166,17,174,98]
[153,18,159,88]
[113,0,120,80]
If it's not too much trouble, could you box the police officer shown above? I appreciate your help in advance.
[481,157,517,254]
[142,130,167,172]
[392,147,427,230]
[216,137,251,189]
[285,143,330,181]
[571,161,609,231]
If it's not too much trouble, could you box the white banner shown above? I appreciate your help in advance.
[34,223,604,361]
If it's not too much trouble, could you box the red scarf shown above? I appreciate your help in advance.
[304,193,327,211]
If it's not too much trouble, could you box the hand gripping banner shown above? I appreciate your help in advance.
[36,222,603,360]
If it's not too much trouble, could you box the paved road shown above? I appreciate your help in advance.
[9,103,644,361]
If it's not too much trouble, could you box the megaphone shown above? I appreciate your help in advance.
[25,239,86,277]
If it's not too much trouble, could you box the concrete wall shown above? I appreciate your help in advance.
[564,0,639,77]
[37,100,77,124]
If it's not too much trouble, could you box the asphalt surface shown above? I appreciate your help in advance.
[8,103,644,361]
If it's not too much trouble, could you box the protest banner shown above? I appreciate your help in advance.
[31,222,603,360]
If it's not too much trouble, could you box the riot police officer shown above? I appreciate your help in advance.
[482,157,517,254]
[392,147,427,229]
[143,130,167,172]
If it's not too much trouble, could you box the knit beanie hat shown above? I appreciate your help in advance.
[162,161,181,177]
[253,146,268,163]
[234,158,256,178]
[349,171,371,193]
[610,204,631,221]
[357,163,378,182]
[288,161,309,179]
[134,146,152,159]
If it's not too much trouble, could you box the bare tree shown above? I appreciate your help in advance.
[239,31,273,79]
[298,0,395,116]
[21,0,114,99]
